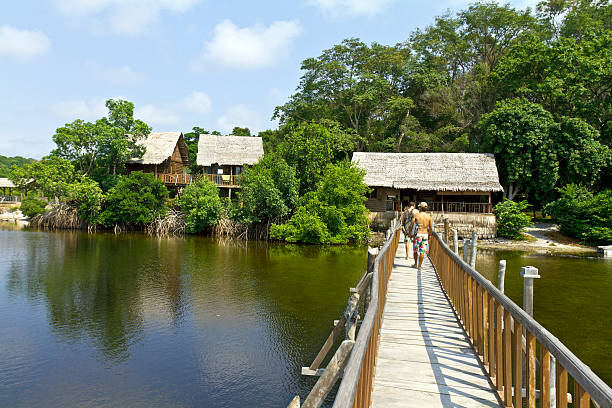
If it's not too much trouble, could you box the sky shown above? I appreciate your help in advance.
[1,0,536,159]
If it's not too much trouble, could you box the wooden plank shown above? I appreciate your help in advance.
[504,310,513,406]
[514,319,523,408]
[496,302,503,393]
[308,315,347,371]
[287,395,300,408]
[488,295,495,377]
[556,360,568,408]
[527,332,537,408]
[575,383,590,408]
[541,346,551,408]
[303,340,355,408]
[483,291,489,365]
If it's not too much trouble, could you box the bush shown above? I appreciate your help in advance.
[179,178,224,233]
[67,176,105,225]
[270,161,370,244]
[101,171,168,227]
[544,185,612,245]
[494,199,533,239]
[20,196,48,218]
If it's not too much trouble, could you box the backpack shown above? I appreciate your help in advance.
[410,218,419,237]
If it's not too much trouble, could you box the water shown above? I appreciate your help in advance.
[473,249,612,386]
[0,226,367,407]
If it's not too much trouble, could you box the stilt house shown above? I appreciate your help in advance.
[352,152,504,237]
[196,134,264,197]
[126,132,191,186]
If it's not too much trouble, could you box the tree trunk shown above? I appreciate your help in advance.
[505,184,519,200]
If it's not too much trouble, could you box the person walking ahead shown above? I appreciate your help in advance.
[408,202,433,272]
[401,202,417,260]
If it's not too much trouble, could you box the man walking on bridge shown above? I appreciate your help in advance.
[408,202,433,272]
[401,201,417,261]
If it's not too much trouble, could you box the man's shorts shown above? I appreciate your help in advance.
[413,233,429,255]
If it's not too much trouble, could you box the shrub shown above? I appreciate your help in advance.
[20,196,48,218]
[544,185,611,245]
[494,199,533,239]
[67,176,105,225]
[179,178,224,233]
[101,171,168,227]
[270,161,370,244]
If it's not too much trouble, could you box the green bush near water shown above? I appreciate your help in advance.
[544,185,612,246]
[179,178,224,233]
[494,199,533,240]
[20,197,48,218]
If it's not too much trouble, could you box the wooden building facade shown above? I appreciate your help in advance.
[126,132,192,186]
[196,134,264,196]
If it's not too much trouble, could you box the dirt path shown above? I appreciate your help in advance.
[478,222,596,255]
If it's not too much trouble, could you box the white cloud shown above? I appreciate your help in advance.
[183,91,212,115]
[202,19,302,69]
[135,104,180,125]
[217,105,261,134]
[308,0,392,16]
[0,25,51,60]
[51,98,108,119]
[86,60,146,85]
[54,0,201,36]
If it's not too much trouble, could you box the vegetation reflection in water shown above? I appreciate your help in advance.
[473,248,612,386]
[0,227,366,407]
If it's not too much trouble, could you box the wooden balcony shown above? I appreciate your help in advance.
[156,173,193,186]
[429,201,493,213]
[204,174,239,187]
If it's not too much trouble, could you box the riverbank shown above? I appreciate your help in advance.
[478,222,598,255]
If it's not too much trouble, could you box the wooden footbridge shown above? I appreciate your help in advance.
[288,219,612,408]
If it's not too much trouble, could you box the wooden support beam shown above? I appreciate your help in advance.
[305,315,347,373]
[302,340,355,408]
[286,395,300,408]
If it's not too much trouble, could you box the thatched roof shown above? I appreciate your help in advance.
[0,178,15,188]
[352,152,503,192]
[196,134,264,166]
[127,132,186,165]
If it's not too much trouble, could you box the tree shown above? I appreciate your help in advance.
[238,154,299,224]
[66,176,105,226]
[553,116,610,188]
[51,99,151,189]
[101,171,168,227]
[274,38,415,151]
[270,161,370,244]
[179,178,224,233]
[9,155,76,197]
[231,127,251,136]
[480,98,558,201]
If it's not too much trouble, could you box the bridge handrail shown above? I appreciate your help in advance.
[429,230,612,407]
[333,218,402,408]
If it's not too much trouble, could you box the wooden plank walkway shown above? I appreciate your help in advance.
[371,234,501,407]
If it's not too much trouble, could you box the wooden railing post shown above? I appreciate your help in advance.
[497,260,506,293]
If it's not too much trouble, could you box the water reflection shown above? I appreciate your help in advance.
[0,227,366,407]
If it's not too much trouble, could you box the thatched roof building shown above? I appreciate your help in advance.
[352,152,503,192]
[196,134,264,167]
[127,132,189,166]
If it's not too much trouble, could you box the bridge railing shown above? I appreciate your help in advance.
[428,230,612,408]
[332,218,402,408]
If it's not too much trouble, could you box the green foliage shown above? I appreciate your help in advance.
[10,155,76,197]
[20,196,48,218]
[544,184,612,245]
[238,154,299,224]
[66,176,105,225]
[51,98,151,188]
[0,155,34,178]
[101,171,168,227]
[232,127,251,136]
[270,162,370,244]
[179,178,224,233]
[494,199,533,239]
[480,98,559,201]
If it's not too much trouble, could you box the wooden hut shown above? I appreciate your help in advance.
[126,132,191,186]
[0,178,16,201]
[352,152,504,237]
[196,134,264,196]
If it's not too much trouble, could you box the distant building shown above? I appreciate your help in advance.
[126,132,191,186]
[351,152,504,237]
[0,178,16,197]
[196,134,264,196]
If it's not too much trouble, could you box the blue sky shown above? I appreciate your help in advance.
[1,0,535,159]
